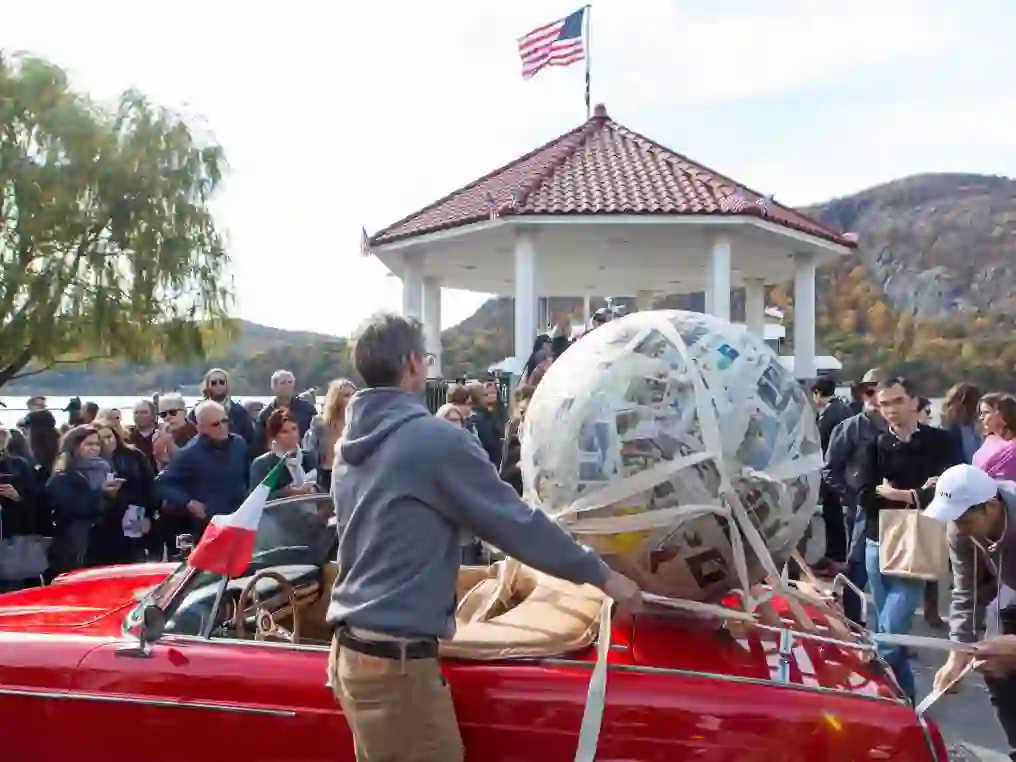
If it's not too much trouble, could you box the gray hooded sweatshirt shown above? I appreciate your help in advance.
[948,481,1016,643]
[325,388,611,640]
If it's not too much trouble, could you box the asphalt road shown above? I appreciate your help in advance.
[906,591,1009,761]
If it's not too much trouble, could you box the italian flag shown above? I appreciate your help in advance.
[187,459,287,577]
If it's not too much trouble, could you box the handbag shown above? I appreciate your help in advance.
[878,490,947,580]
[0,534,51,581]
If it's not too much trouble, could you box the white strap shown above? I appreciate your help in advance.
[915,660,977,714]
[573,601,612,762]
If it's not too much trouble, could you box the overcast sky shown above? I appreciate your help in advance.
[5,0,1014,336]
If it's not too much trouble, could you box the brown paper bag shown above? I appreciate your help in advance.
[878,508,947,581]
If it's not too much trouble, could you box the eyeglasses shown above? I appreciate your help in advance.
[208,378,227,387]
[159,409,183,419]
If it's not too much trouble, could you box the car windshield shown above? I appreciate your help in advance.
[141,493,335,637]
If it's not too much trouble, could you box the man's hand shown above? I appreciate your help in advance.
[0,483,20,501]
[875,479,911,503]
[923,476,939,490]
[974,635,1016,677]
[933,651,973,693]
[603,570,642,618]
[186,500,207,520]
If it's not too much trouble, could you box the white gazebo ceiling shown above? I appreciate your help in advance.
[373,216,846,296]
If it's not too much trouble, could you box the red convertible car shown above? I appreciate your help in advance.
[0,493,949,761]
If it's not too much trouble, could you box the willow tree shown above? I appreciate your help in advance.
[0,54,232,388]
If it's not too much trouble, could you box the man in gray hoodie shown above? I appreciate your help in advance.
[326,313,641,762]
[923,464,1016,757]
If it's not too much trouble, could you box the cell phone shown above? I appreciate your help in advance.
[0,475,10,483]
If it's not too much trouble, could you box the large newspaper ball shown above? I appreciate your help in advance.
[521,309,823,601]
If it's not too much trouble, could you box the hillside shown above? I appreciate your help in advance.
[7,172,1016,397]
[444,173,1016,394]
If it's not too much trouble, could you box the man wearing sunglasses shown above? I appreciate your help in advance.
[156,400,250,541]
[821,367,889,625]
[187,369,256,449]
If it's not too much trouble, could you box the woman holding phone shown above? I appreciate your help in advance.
[93,416,156,565]
[47,426,124,572]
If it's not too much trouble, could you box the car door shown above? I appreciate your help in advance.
[70,635,353,762]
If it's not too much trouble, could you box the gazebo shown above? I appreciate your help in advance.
[366,104,856,379]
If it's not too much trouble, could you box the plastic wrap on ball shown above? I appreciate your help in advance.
[520,309,823,601]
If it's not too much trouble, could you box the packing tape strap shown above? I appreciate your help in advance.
[573,600,613,762]
[652,315,781,612]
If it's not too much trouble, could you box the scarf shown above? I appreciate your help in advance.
[272,445,307,487]
[73,455,111,490]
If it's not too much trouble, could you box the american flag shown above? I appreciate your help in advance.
[518,7,587,81]
[756,194,775,217]
[485,191,499,221]
[359,226,372,256]
[719,191,749,213]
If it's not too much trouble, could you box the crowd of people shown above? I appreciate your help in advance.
[812,369,1016,754]
[0,368,362,589]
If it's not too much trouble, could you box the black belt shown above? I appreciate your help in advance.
[337,628,438,661]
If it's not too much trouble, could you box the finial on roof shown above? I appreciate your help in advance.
[592,103,608,119]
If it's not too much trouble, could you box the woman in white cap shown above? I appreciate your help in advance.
[924,463,1016,754]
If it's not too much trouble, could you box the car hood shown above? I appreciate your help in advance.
[0,562,177,633]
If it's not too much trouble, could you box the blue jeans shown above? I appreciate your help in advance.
[865,540,923,701]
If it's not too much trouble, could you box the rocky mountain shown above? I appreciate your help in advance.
[809,173,1016,320]
[7,172,1016,397]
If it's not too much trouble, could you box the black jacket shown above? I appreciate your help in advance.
[470,407,505,466]
[821,410,887,504]
[857,424,963,542]
[817,397,852,455]
[0,455,42,538]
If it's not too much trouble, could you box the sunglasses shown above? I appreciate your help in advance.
[159,409,183,419]
[208,378,227,387]
[210,418,229,428]
[862,387,876,397]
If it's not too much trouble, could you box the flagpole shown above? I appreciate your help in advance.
[584,4,592,119]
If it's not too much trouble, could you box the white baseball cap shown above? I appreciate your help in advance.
[924,465,1000,522]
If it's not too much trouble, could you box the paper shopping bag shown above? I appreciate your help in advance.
[878,508,947,581]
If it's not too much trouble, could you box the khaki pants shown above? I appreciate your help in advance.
[328,633,464,762]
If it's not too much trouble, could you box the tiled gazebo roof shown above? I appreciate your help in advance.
[371,104,855,248]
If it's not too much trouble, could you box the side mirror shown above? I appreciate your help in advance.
[116,604,167,659]
[141,604,167,645]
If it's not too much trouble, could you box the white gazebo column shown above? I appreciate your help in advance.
[514,229,538,361]
[582,295,592,325]
[744,277,766,340]
[401,250,424,321]
[706,235,732,322]
[422,277,442,378]
[636,290,654,311]
[792,252,817,379]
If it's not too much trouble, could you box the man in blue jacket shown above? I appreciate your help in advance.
[156,401,249,541]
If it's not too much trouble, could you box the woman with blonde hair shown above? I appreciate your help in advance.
[303,378,357,492]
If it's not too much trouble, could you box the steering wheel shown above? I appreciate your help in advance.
[231,570,301,644]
